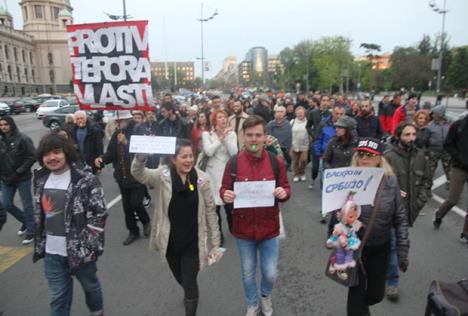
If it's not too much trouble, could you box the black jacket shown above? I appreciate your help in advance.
[71,121,104,174]
[323,136,358,169]
[360,175,409,264]
[306,108,331,140]
[157,116,189,139]
[102,121,143,188]
[253,104,273,123]
[0,116,35,184]
[444,116,468,172]
[355,113,383,139]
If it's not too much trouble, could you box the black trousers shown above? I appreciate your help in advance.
[119,184,150,235]
[280,147,292,169]
[216,205,233,236]
[347,242,391,316]
[166,239,200,300]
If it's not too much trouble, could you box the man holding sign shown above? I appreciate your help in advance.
[220,115,291,316]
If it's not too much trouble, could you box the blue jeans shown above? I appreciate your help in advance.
[1,178,34,235]
[386,228,399,287]
[44,254,103,316]
[235,237,279,307]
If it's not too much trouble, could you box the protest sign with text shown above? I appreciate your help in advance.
[234,180,276,209]
[322,167,384,215]
[67,20,155,110]
[129,135,176,154]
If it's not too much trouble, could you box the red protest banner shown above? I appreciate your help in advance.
[67,20,155,111]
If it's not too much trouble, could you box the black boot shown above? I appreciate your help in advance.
[122,233,139,246]
[184,298,198,316]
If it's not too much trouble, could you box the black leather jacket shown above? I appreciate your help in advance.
[359,175,410,264]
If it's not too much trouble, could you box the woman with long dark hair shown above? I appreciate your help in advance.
[131,139,221,316]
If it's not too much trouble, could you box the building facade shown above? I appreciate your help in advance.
[238,47,284,86]
[0,0,73,97]
[151,61,195,86]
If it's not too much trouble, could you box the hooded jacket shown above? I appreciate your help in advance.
[33,164,108,274]
[384,142,431,225]
[314,116,336,156]
[0,116,35,184]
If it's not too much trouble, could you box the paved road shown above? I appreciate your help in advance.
[0,113,467,315]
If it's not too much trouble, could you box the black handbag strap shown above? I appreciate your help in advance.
[359,175,387,250]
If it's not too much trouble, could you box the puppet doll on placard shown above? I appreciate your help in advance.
[326,192,362,280]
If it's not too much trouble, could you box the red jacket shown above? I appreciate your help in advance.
[220,149,291,241]
[391,105,407,134]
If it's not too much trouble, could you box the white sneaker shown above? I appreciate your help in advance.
[17,225,27,236]
[260,296,273,316]
[22,236,34,245]
[245,305,260,316]
[308,180,315,189]
[300,175,307,182]
[293,176,299,182]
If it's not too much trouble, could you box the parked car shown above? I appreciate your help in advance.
[17,99,41,112]
[11,99,39,113]
[0,102,10,116]
[36,99,70,119]
[42,105,80,129]
[4,100,24,115]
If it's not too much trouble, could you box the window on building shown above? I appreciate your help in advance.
[13,47,17,61]
[31,69,35,82]
[49,70,55,83]
[29,52,33,64]
[48,52,53,65]
[51,7,60,20]
[24,68,28,82]
[16,66,20,81]
[7,65,11,81]
[4,45,8,59]
[22,50,26,63]
[23,7,28,20]
[34,5,43,19]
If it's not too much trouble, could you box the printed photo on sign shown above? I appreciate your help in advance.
[321,167,384,215]
[67,20,155,111]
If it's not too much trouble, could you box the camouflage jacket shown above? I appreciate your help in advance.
[32,164,108,274]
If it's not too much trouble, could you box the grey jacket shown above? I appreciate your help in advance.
[267,119,292,150]
[427,120,451,152]
[131,160,220,271]
[360,175,410,263]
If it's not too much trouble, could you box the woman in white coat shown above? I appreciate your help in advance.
[202,109,238,244]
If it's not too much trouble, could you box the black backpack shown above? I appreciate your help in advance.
[425,279,468,316]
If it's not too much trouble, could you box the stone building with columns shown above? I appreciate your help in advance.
[0,0,73,97]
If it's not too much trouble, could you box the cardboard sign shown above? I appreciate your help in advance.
[322,167,385,215]
[67,20,155,110]
[129,135,176,154]
[234,180,275,209]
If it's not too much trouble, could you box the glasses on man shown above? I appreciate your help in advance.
[357,151,379,158]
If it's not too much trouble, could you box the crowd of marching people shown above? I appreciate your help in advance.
[0,90,467,316]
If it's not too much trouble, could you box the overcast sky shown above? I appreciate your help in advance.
[6,0,468,79]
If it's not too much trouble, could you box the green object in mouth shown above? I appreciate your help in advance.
[251,144,257,151]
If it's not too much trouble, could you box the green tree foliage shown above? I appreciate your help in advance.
[446,46,468,91]
[390,46,432,91]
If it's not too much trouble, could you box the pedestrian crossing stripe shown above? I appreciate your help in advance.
[0,245,33,274]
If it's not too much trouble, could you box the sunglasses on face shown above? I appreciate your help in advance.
[357,151,379,158]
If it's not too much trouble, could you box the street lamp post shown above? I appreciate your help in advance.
[429,0,448,93]
[197,3,218,89]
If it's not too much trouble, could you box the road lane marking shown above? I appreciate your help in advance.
[432,194,467,218]
[432,175,447,190]
[0,246,33,274]
[107,195,122,209]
